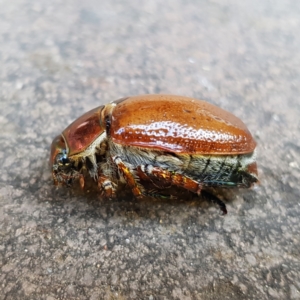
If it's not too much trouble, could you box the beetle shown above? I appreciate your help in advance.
[50,94,258,214]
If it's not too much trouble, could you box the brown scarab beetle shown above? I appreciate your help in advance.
[50,95,258,214]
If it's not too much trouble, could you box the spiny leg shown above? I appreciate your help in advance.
[113,156,143,198]
[201,190,227,215]
[97,175,116,199]
[138,165,202,195]
[138,165,227,214]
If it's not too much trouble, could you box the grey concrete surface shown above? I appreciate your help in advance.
[1,0,300,299]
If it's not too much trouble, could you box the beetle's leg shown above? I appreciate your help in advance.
[138,165,202,195]
[201,191,227,215]
[138,165,227,214]
[98,175,116,199]
[113,157,143,198]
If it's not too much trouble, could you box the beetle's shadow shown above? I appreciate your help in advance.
[49,177,256,222]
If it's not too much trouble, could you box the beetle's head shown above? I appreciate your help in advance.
[50,135,77,186]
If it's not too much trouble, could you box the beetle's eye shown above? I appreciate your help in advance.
[56,152,70,166]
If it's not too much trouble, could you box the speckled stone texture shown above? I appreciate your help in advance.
[1,0,300,299]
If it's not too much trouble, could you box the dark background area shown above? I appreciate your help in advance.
[1,0,300,299]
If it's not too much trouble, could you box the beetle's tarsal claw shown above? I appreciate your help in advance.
[201,191,227,215]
